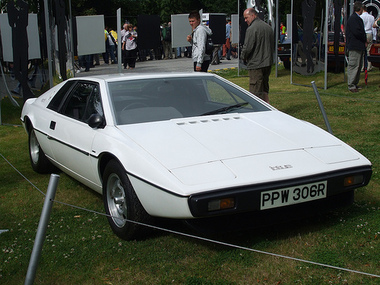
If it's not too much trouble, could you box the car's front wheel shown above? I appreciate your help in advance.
[28,128,54,173]
[103,159,152,240]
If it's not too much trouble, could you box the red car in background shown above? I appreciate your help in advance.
[369,43,380,68]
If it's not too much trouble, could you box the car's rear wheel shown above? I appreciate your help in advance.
[28,128,54,173]
[103,159,153,240]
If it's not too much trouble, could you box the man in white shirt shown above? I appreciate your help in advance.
[360,5,375,71]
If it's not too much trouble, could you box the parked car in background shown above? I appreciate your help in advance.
[326,31,345,72]
[369,43,380,68]
[21,73,372,240]
[279,32,346,72]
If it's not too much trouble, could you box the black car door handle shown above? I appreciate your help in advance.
[50,121,56,130]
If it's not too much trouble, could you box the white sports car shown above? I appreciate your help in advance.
[21,73,372,240]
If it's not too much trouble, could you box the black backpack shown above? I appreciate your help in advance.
[164,27,171,41]
[205,35,214,55]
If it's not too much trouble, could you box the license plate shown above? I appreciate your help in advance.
[260,181,327,210]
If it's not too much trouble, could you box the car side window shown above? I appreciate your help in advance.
[47,81,75,111]
[61,82,103,122]
[82,85,103,122]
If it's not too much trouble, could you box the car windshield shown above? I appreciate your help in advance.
[107,76,270,125]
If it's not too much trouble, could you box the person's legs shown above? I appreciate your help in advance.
[222,40,227,58]
[347,50,361,91]
[109,45,116,63]
[365,33,372,70]
[262,66,272,103]
[163,41,169,58]
[355,50,364,86]
[128,49,137,68]
[103,49,109,64]
[201,60,210,72]
[85,55,91,71]
[176,47,182,58]
[249,69,264,100]
[226,38,231,60]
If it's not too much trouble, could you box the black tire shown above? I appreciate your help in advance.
[102,159,153,240]
[28,128,55,174]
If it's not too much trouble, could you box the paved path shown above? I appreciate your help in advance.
[77,56,239,77]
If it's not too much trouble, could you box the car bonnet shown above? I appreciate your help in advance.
[117,111,370,188]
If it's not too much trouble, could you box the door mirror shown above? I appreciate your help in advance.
[88,113,105,129]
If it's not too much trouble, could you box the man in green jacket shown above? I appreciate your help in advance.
[241,8,274,103]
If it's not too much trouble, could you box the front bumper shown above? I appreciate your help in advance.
[188,166,372,217]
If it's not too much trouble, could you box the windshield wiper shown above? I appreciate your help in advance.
[201,102,249,116]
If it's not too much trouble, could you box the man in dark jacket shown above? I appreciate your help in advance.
[241,8,274,103]
[346,1,366,93]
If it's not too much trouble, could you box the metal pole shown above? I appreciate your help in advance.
[275,0,279,77]
[44,0,54,88]
[25,174,60,285]
[311,81,333,135]
[117,8,122,73]
[69,0,75,77]
[350,0,354,15]
[290,0,293,85]
[324,4,328,90]
[238,0,240,77]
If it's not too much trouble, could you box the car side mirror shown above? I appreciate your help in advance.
[88,113,105,129]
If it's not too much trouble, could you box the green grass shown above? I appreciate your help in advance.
[0,67,379,284]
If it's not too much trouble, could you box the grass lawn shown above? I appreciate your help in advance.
[0,66,379,284]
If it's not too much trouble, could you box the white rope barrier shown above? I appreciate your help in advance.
[0,153,46,196]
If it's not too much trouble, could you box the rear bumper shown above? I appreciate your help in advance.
[278,54,290,61]
[368,56,380,63]
[327,54,345,62]
[188,166,372,217]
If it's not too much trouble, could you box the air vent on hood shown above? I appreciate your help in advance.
[176,115,241,126]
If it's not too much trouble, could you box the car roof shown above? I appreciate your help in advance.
[71,72,215,83]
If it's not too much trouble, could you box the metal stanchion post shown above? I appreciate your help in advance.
[25,174,60,285]
[117,8,122,74]
[311,81,333,135]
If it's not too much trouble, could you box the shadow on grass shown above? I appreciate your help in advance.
[147,191,355,249]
